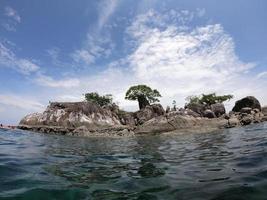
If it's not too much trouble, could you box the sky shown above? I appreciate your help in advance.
[0,0,267,124]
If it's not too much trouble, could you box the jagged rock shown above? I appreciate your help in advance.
[240,107,252,114]
[203,110,216,118]
[135,104,165,125]
[19,102,122,130]
[211,103,226,117]
[119,112,136,126]
[232,96,261,112]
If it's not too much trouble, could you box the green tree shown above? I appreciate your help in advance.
[125,85,162,110]
[186,93,233,106]
[84,92,113,107]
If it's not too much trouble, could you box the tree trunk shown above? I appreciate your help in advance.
[138,96,150,110]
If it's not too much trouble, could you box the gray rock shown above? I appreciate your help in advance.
[240,116,252,125]
[262,106,267,116]
[203,109,216,118]
[186,103,206,116]
[166,106,171,113]
[232,96,261,112]
[135,104,165,125]
[211,103,226,117]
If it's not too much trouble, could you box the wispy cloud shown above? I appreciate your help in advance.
[257,71,267,79]
[2,6,21,31]
[0,95,44,111]
[71,49,95,65]
[97,0,118,30]
[0,41,40,74]
[64,9,264,110]
[5,6,21,23]
[35,75,80,88]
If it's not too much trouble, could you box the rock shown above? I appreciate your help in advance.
[232,96,261,112]
[253,108,260,113]
[240,116,252,125]
[262,116,267,122]
[185,109,201,118]
[211,103,226,117]
[118,112,136,126]
[19,102,122,130]
[135,104,165,125]
[203,109,216,118]
[227,117,240,127]
[262,106,267,116]
[240,107,252,114]
[166,106,170,113]
[186,103,206,116]
[135,115,228,134]
[224,114,230,120]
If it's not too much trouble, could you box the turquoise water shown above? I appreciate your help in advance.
[1,123,267,200]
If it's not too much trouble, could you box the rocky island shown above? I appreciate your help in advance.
[18,91,267,137]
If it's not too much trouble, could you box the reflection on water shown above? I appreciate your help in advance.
[1,123,267,199]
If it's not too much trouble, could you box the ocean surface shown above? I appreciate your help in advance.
[1,123,267,200]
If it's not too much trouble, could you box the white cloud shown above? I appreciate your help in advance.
[67,10,264,110]
[5,7,21,23]
[71,34,114,66]
[0,41,40,74]
[257,71,267,79]
[71,49,95,65]
[2,6,21,31]
[0,95,44,111]
[97,0,118,30]
[35,75,80,88]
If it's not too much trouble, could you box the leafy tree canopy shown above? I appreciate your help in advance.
[125,85,161,109]
[186,93,233,106]
[85,92,113,107]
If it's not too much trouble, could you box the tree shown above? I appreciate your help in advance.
[125,85,162,110]
[186,93,233,106]
[84,92,113,107]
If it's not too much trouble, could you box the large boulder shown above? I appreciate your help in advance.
[232,96,261,112]
[19,102,122,130]
[211,103,226,117]
[135,104,165,125]
[203,109,216,118]
[185,103,206,116]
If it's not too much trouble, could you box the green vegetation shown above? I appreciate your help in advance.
[85,92,113,107]
[186,93,233,106]
[125,85,161,109]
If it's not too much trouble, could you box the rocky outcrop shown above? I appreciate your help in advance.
[19,102,122,130]
[232,96,261,112]
[135,114,228,134]
[186,102,225,118]
[134,104,165,125]
[18,97,267,137]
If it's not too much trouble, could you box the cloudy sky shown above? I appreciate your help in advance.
[0,0,267,124]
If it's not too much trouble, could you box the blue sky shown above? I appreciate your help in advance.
[0,0,267,124]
